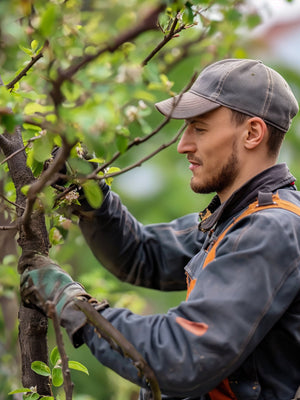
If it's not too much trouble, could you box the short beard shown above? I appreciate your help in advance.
[191,141,239,195]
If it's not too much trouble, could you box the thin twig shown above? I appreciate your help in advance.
[141,15,189,67]
[50,6,165,106]
[0,192,25,210]
[0,225,18,231]
[97,72,196,174]
[23,116,67,136]
[48,302,73,400]
[0,134,43,165]
[6,41,48,91]
[161,30,209,74]
[74,299,161,400]
[21,140,75,230]
[0,131,11,149]
[97,117,172,173]
[89,122,186,182]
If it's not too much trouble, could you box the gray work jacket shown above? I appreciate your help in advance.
[78,163,300,400]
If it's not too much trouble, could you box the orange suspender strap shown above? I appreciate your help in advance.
[186,193,300,299]
[187,193,300,400]
[186,275,197,300]
[203,193,300,270]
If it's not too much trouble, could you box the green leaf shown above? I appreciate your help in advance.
[1,113,23,133]
[4,180,16,203]
[104,167,121,186]
[246,14,261,29]
[21,184,30,196]
[32,133,53,163]
[2,254,17,265]
[50,346,60,366]
[26,393,40,400]
[116,126,130,136]
[38,185,55,211]
[19,44,33,56]
[133,90,155,103]
[225,9,242,24]
[0,264,19,288]
[31,158,44,178]
[68,157,93,175]
[68,360,89,375]
[82,180,103,209]
[52,366,64,387]
[31,40,39,52]
[88,157,105,164]
[8,388,31,395]
[24,102,53,115]
[40,5,58,37]
[31,361,51,377]
[23,122,43,131]
[116,134,128,154]
[184,2,194,24]
[49,227,64,246]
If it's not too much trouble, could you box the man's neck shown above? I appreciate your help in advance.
[218,161,277,203]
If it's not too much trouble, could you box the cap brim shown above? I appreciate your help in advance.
[155,92,220,119]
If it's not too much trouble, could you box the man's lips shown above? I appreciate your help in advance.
[187,157,202,171]
[189,163,200,172]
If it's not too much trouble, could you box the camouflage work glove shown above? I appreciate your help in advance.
[20,253,109,347]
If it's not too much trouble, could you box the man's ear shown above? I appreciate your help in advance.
[244,117,267,150]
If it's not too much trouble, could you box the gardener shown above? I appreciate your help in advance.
[21,58,300,400]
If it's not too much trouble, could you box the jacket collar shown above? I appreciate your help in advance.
[199,163,296,232]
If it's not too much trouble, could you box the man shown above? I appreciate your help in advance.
[21,59,300,400]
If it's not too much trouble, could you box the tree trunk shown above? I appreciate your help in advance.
[0,180,20,387]
[0,127,51,395]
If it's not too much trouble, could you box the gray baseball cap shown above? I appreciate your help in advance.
[155,58,299,132]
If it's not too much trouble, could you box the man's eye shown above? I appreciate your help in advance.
[194,127,205,133]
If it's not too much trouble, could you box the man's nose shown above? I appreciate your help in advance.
[177,129,196,154]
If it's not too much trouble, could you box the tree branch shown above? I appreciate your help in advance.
[21,140,75,229]
[50,5,165,106]
[141,13,189,67]
[97,117,172,173]
[161,30,210,74]
[0,134,44,166]
[0,224,18,231]
[74,299,161,400]
[0,123,51,394]
[97,72,196,174]
[6,41,48,91]
[89,122,186,182]
[0,192,25,210]
[48,303,73,400]
[0,129,13,150]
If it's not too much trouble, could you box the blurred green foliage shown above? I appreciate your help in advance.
[0,0,299,399]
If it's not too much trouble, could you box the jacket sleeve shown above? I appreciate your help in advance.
[81,208,300,398]
[79,190,203,291]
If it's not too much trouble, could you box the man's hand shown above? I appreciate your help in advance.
[44,146,110,215]
[20,253,88,317]
[20,252,109,347]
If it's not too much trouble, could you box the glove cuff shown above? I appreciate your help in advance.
[60,297,109,348]
[54,281,87,316]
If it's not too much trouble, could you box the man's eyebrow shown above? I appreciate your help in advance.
[186,118,208,125]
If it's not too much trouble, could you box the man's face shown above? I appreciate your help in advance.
[177,107,246,201]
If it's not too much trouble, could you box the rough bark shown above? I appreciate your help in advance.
[0,178,19,359]
[0,127,51,395]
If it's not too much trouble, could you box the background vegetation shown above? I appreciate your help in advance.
[0,0,299,399]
